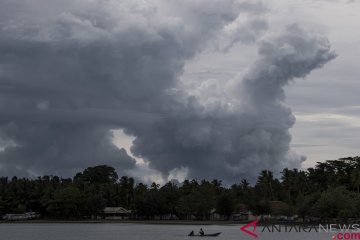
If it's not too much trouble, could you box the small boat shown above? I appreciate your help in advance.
[188,232,221,237]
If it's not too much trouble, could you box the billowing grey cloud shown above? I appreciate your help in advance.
[0,123,135,177]
[0,0,265,178]
[130,25,336,182]
[0,0,335,182]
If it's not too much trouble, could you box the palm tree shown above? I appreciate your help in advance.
[257,170,274,200]
[240,179,250,190]
[351,168,360,196]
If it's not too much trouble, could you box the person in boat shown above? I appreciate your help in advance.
[189,230,194,236]
[199,228,204,236]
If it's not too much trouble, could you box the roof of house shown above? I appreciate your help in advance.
[269,201,289,213]
[103,207,131,214]
[235,203,248,212]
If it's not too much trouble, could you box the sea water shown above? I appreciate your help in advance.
[0,223,336,240]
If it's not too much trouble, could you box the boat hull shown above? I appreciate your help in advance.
[188,232,221,237]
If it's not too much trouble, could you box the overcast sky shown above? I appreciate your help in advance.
[180,0,360,170]
[0,0,358,184]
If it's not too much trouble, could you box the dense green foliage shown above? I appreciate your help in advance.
[1,157,360,220]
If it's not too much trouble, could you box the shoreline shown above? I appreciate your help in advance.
[0,219,325,226]
[0,220,244,225]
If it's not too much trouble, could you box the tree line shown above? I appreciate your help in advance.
[1,156,360,221]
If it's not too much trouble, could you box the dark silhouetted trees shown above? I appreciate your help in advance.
[1,156,360,221]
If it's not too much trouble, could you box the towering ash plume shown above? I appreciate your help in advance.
[130,25,336,182]
[0,0,335,181]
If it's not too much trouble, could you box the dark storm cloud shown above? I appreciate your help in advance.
[0,123,135,177]
[130,25,336,182]
[0,0,259,177]
[0,0,335,181]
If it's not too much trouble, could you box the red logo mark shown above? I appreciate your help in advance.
[240,220,259,238]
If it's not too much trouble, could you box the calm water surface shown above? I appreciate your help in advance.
[0,223,336,240]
